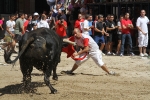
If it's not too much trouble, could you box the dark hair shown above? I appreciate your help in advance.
[85,14,90,19]
[120,15,124,18]
[110,14,114,17]
[27,14,32,18]
[10,14,15,18]
[18,13,24,18]
[98,14,103,19]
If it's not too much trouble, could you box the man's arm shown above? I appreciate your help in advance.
[75,46,90,56]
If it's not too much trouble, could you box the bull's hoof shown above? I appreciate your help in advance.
[52,76,58,81]
[51,89,57,94]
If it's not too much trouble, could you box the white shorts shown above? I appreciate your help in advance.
[138,33,148,47]
[75,50,104,67]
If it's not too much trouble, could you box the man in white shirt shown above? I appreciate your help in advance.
[136,10,149,57]
[82,14,91,35]
[2,15,16,52]
[37,14,49,29]
[64,28,116,75]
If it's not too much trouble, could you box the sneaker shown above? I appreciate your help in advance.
[143,53,148,57]
[102,53,105,56]
[140,53,144,57]
[120,53,123,57]
[108,71,115,75]
[112,52,116,56]
[107,52,111,55]
[130,53,135,56]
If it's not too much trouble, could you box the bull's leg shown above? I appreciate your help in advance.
[52,63,58,80]
[20,60,33,92]
[44,69,57,94]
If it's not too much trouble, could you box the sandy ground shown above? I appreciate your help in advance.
[0,50,150,100]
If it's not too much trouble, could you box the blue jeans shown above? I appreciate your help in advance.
[120,33,133,54]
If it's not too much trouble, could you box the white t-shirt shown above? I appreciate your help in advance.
[82,20,90,35]
[37,20,49,28]
[75,34,99,52]
[136,16,149,33]
[6,20,15,35]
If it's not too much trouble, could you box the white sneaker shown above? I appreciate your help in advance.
[143,53,148,57]
[108,71,115,75]
[107,52,111,55]
[140,53,144,57]
[102,53,105,56]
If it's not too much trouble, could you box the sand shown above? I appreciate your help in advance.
[0,51,150,100]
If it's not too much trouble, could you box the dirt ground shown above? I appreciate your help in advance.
[0,51,150,100]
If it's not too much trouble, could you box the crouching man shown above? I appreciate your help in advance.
[65,28,116,75]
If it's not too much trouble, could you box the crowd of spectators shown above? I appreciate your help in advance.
[0,0,149,57]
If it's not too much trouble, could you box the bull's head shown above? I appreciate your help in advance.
[27,36,47,59]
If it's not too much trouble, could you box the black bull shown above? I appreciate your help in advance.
[4,28,65,94]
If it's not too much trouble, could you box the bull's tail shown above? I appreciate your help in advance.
[4,37,34,64]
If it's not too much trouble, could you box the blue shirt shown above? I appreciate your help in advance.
[88,21,93,35]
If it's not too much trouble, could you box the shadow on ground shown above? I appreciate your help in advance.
[0,82,45,96]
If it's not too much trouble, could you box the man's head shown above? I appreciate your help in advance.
[124,12,130,19]
[89,15,92,21]
[24,14,28,19]
[85,14,90,20]
[73,28,82,39]
[95,15,98,21]
[33,12,39,20]
[98,14,104,22]
[109,14,114,22]
[119,15,124,21]
[27,14,32,21]
[78,14,82,20]
[56,4,61,10]
[19,13,25,19]
[107,14,111,20]
[140,10,146,17]
[10,14,15,21]
[41,14,47,20]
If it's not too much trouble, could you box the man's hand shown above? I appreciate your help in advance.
[73,53,78,57]
[142,32,147,35]
[105,33,109,36]
[11,33,15,38]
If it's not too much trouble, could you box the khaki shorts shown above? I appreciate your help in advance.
[4,35,13,43]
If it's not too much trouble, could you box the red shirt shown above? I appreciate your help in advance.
[56,20,67,37]
[74,19,84,32]
[121,19,132,34]
[24,20,29,33]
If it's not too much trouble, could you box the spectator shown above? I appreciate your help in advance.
[106,14,117,55]
[31,12,40,30]
[136,10,149,57]
[60,10,67,21]
[120,12,134,56]
[0,17,4,31]
[82,14,91,35]
[88,15,94,37]
[94,14,109,54]
[24,14,28,22]
[2,15,16,52]
[24,15,33,32]
[37,14,49,28]
[55,16,67,38]
[46,0,57,11]
[74,13,84,32]
[52,4,61,23]
[116,15,124,55]
[14,13,25,42]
